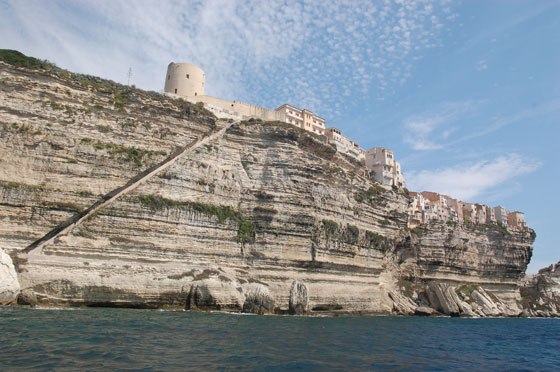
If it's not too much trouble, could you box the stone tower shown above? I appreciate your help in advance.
[163,62,205,97]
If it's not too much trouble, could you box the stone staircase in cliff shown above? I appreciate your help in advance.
[21,120,238,255]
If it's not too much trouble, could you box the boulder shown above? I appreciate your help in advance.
[414,306,436,316]
[243,283,274,314]
[288,280,309,315]
[457,300,476,317]
[186,273,244,311]
[0,249,20,304]
[17,289,38,306]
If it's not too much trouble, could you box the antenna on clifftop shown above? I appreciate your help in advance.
[127,67,132,86]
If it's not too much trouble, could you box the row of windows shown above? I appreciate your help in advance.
[167,74,204,85]
[167,74,191,79]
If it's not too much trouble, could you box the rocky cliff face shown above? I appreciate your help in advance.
[0,52,543,316]
[519,262,560,317]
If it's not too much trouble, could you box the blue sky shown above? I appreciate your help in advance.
[1,0,559,273]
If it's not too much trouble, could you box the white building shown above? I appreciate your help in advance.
[324,128,365,161]
[494,206,509,226]
[276,104,325,135]
[365,147,406,188]
[408,192,425,227]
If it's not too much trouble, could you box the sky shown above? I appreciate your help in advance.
[1,0,558,273]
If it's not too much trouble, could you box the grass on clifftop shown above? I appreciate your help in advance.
[1,49,217,123]
[0,49,56,70]
[137,194,256,243]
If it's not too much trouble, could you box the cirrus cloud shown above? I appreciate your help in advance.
[0,0,457,117]
[405,153,541,201]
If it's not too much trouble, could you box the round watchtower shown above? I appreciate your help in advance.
[163,62,205,97]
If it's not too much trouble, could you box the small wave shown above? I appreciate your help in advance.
[32,306,81,311]
[209,310,256,316]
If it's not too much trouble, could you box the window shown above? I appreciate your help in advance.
[186,74,190,79]
[174,88,177,94]
[195,92,197,96]
[167,75,170,80]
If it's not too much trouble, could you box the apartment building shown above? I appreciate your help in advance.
[408,192,425,227]
[365,147,406,188]
[276,104,326,136]
[462,203,478,223]
[485,205,497,224]
[508,211,527,229]
[324,128,365,161]
[443,195,462,222]
[494,206,509,226]
[406,190,528,230]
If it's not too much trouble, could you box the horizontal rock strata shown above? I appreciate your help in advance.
[0,55,546,316]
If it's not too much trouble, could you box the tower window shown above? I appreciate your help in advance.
[167,75,170,80]
[186,74,190,79]
[195,92,197,96]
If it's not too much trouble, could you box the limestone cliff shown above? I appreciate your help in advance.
[519,262,560,317]
[0,51,543,316]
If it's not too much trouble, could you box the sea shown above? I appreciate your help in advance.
[0,306,558,371]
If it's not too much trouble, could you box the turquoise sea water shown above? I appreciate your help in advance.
[0,307,558,371]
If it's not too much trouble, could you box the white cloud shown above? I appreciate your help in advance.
[405,153,541,201]
[0,0,457,117]
[403,101,475,150]
[475,60,488,71]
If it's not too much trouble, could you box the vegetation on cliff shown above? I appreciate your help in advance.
[136,194,255,243]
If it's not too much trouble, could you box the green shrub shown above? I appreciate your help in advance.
[237,220,256,243]
[0,49,55,69]
[112,91,128,111]
[496,222,509,235]
[365,230,390,251]
[96,125,112,133]
[322,219,338,239]
[84,140,166,166]
[530,230,537,240]
[456,284,478,297]
[50,101,63,111]
[0,180,48,192]
[345,224,360,244]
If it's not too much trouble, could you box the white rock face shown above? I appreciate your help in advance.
[0,248,20,304]
[0,61,538,315]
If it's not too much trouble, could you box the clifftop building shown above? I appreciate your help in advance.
[163,62,326,135]
[276,104,325,135]
[325,128,365,161]
[164,63,205,97]
[365,147,406,188]
[163,62,406,186]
